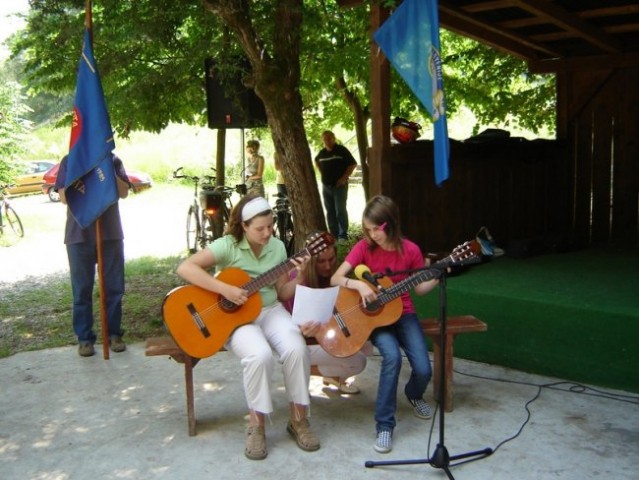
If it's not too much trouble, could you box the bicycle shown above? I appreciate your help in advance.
[173,168,247,253]
[173,167,218,253]
[0,184,25,238]
[207,181,249,239]
[272,192,294,255]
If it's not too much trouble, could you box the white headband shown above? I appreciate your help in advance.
[241,197,272,222]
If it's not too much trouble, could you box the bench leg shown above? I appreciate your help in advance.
[184,355,197,436]
[429,334,454,412]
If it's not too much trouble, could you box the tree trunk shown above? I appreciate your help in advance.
[203,0,326,250]
[337,76,370,201]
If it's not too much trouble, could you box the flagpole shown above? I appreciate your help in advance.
[84,0,110,360]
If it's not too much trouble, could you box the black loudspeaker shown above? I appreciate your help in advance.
[205,58,267,129]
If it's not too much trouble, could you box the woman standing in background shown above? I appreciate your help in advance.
[245,140,265,197]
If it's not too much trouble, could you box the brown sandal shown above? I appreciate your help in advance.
[245,425,267,460]
[287,419,320,452]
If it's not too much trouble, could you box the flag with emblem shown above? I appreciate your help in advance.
[373,0,450,185]
[65,28,117,229]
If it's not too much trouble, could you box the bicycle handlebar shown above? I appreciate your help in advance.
[172,167,216,185]
[172,167,246,197]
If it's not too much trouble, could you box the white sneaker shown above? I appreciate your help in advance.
[374,430,392,453]
[408,397,433,419]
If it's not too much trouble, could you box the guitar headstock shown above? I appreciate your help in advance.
[304,231,335,256]
[448,240,482,265]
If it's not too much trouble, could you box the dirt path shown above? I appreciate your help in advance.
[1,184,366,285]
[0,185,191,284]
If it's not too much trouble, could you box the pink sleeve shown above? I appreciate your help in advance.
[404,239,426,269]
[344,240,369,268]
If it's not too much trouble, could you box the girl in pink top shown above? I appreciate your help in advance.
[330,195,438,454]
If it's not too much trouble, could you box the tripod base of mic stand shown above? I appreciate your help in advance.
[365,445,493,480]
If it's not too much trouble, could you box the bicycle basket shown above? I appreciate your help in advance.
[200,190,223,217]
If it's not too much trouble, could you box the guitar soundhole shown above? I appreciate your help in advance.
[220,297,240,313]
[364,300,381,314]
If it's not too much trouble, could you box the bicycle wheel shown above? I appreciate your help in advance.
[5,205,24,237]
[186,205,199,253]
[277,211,295,255]
[209,202,229,241]
[199,212,214,250]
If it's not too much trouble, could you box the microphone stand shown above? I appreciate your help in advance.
[364,269,492,479]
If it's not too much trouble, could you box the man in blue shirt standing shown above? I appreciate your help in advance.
[56,153,130,357]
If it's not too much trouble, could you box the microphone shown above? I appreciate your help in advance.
[354,264,386,292]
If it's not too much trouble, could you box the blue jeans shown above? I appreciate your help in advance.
[66,240,125,343]
[321,183,349,240]
[370,313,432,433]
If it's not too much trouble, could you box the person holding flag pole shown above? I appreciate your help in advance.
[56,0,130,359]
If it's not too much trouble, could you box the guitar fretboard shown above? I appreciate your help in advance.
[375,254,454,306]
[241,248,312,294]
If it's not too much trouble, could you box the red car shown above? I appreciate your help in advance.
[41,163,153,202]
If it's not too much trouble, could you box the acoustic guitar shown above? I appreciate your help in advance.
[162,231,334,358]
[316,240,481,358]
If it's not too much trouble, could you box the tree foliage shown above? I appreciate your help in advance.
[7,0,557,231]
[440,31,555,136]
[0,75,31,185]
[10,1,557,142]
[13,0,220,135]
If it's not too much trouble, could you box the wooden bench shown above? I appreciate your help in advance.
[420,315,487,412]
[146,315,486,435]
[145,336,201,436]
[145,336,314,436]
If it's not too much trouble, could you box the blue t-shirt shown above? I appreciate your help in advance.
[56,154,129,245]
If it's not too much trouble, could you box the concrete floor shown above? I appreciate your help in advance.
[1,342,638,480]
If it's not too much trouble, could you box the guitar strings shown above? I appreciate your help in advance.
[181,242,329,324]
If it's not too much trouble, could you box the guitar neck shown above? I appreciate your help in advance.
[376,255,454,305]
[241,248,311,294]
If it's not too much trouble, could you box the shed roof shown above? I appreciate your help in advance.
[339,1,639,72]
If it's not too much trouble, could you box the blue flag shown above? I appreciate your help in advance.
[374,0,450,186]
[65,28,117,229]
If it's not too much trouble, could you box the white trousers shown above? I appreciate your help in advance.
[226,303,310,415]
[309,341,372,379]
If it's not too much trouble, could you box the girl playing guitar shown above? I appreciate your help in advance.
[175,195,319,460]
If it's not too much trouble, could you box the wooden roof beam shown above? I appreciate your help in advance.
[440,1,561,59]
[463,1,513,13]
[440,11,538,60]
[499,5,639,29]
[533,22,639,42]
[529,51,639,73]
[580,5,639,19]
[511,0,622,54]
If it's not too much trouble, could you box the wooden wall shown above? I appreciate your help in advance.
[389,67,639,254]
[563,67,639,247]
[389,138,571,253]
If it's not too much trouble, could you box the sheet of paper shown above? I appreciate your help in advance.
[291,285,339,326]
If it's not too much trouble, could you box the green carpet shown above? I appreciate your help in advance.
[413,246,639,393]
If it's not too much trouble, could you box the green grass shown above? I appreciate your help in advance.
[0,222,366,359]
[1,125,369,357]
[0,255,184,358]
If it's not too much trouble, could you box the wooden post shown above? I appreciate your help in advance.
[368,4,391,197]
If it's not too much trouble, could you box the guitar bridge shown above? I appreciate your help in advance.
[334,309,351,337]
[187,303,211,338]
